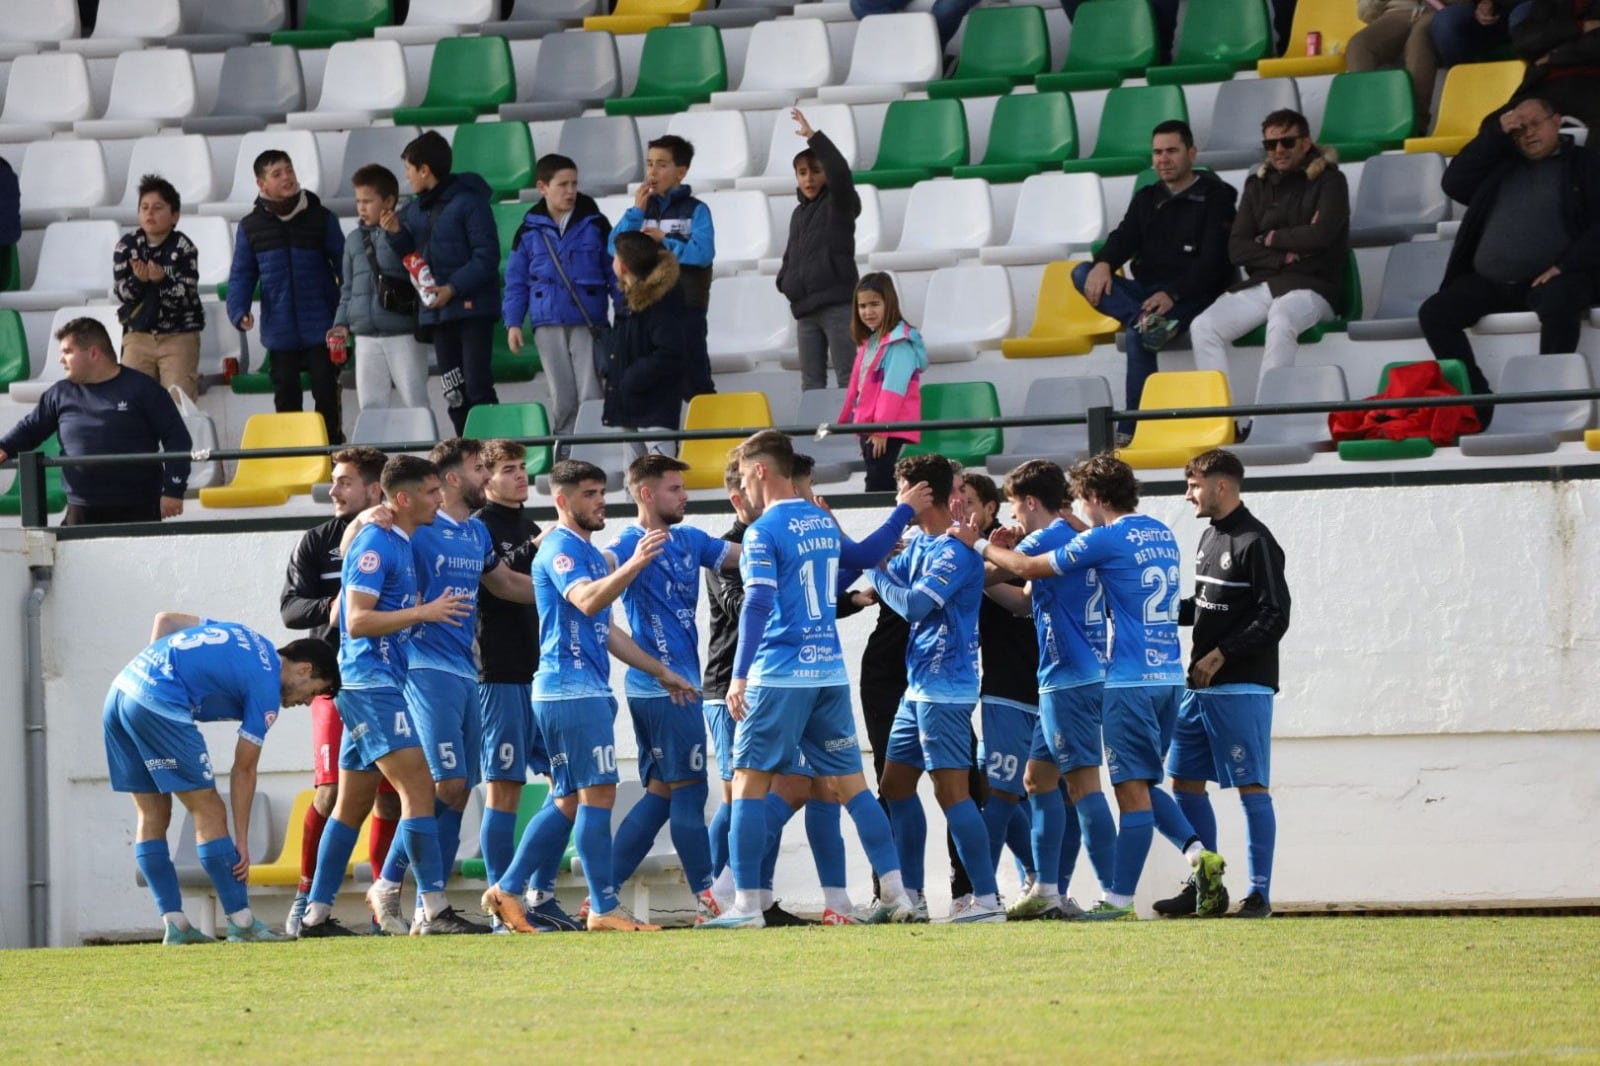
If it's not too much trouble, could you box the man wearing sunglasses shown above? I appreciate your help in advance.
[1188,109,1350,438]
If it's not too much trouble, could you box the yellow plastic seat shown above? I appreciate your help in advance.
[198,412,332,508]
[1404,60,1526,155]
[583,0,706,33]
[1256,0,1363,78]
[249,790,373,886]
[679,391,772,489]
[1118,370,1236,469]
[1001,260,1119,358]
[1585,429,1600,451]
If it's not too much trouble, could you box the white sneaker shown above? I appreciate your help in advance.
[949,896,1007,924]
[365,882,408,936]
[856,895,920,924]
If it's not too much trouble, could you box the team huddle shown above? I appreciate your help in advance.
[105,430,1290,941]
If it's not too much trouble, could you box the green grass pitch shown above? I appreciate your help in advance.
[1,917,1596,1064]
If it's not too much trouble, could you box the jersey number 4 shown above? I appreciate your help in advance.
[798,557,839,621]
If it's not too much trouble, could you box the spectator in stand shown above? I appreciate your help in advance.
[837,273,927,492]
[1510,0,1600,128]
[0,154,17,292]
[604,231,699,460]
[0,316,191,525]
[1431,0,1533,67]
[114,175,205,401]
[1347,0,1452,132]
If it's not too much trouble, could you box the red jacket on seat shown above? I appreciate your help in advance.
[1329,361,1481,445]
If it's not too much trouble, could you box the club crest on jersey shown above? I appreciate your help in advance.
[264,711,279,729]
[1220,551,1232,571]
[553,553,575,574]
[356,550,382,574]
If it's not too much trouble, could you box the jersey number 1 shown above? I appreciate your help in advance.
[798,557,839,621]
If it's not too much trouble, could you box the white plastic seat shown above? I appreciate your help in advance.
[0,221,121,312]
[919,265,1012,363]
[1460,353,1594,457]
[185,216,237,291]
[199,130,324,220]
[0,52,95,142]
[868,178,991,272]
[980,172,1106,267]
[700,190,776,273]
[553,116,642,197]
[707,276,796,372]
[793,386,859,481]
[18,140,112,226]
[0,0,79,60]
[90,134,217,225]
[710,17,833,111]
[1229,365,1349,466]
[10,306,124,406]
[375,0,498,42]
[1473,312,1543,336]
[536,400,625,493]
[73,49,200,140]
[737,103,858,195]
[663,111,752,189]
[62,0,184,56]
[322,126,423,215]
[285,39,409,131]
[170,0,291,52]
[986,375,1114,474]
[815,13,941,106]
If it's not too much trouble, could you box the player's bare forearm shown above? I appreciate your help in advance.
[984,582,1032,617]
[984,544,1054,581]
[151,612,201,643]
[229,740,261,878]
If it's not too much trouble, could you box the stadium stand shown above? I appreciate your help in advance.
[284,38,408,131]
[0,0,79,60]
[1060,84,1188,176]
[1316,69,1416,163]
[374,0,501,43]
[452,122,536,201]
[901,380,1003,466]
[680,391,774,489]
[169,0,291,52]
[1347,240,1455,342]
[536,399,626,492]
[271,0,394,47]
[605,25,727,116]
[1404,60,1527,156]
[0,231,120,313]
[794,386,860,483]
[1198,76,1302,169]
[710,17,834,110]
[499,31,622,121]
[349,406,441,448]
[198,412,332,508]
[854,98,967,188]
[985,375,1113,474]
[1002,261,1120,358]
[17,140,112,227]
[707,275,796,372]
[663,111,753,189]
[953,91,1080,183]
[1227,364,1349,466]
[1036,0,1158,93]
[925,5,1051,100]
[815,12,942,105]
[393,35,518,125]
[322,126,422,216]
[1257,0,1364,77]
[583,0,708,34]
[980,173,1106,266]
[868,179,993,272]
[462,403,553,476]
[0,311,29,394]
[0,52,95,143]
[1117,370,1237,469]
[920,264,1013,363]
[1459,353,1594,457]
[180,44,306,135]
[546,115,643,195]
[1349,153,1450,247]
[1147,0,1274,85]
[1336,359,1474,461]
[61,0,185,57]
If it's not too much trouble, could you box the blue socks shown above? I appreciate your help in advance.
[708,800,732,877]
[760,793,797,891]
[805,799,846,890]
[611,790,670,886]
[945,798,998,898]
[379,819,411,884]
[134,839,182,916]
[1074,790,1118,893]
[1059,788,1082,895]
[886,796,927,894]
[1176,789,1218,852]
[498,800,573,895]
[845,790,902,883]
[729,797,767,892]
[1006,802,1035,877]
[399,816,445,893]
[480,806,517,888]
[574,804,618,913]
[1111,808,1155,898]
[1150,786,1199,854]
[1241,791,1276,903]
[1029,788,1066,890]
[981,796,1019,871]
[309,816,360,906]
[196,837,250,916]
[669,783,714,894]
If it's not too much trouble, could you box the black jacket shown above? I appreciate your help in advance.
[702,519,747,701]
[474,500,542,684]
[603,252,699,430]
[280,515,353,648]
[1441,114,1600,288]
[1094,169,1238,304]
[1230,148,1351,311]
[1511,0,1600,66]
[979,578,1040,708]
[776,130,861,318]
[1178,504,1291,692]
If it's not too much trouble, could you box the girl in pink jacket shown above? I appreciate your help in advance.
[837,272,927,491]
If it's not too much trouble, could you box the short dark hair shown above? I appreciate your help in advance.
[627,453,689,491]
[723,458,743,494]
[961,470,1001,513]
[402,130,453,180]
[1152,119,1194,149]
[614,230,665,279]
[1003,459,1067,512]
[1185,448,1245,482]
[647,134,694,168]
[351,163,399,203]
[381,454,438,498]
[137,174,181,214]
[481,439,526,468]
[732,429,795,479]
[252,149,292,179]
[1070,453,1140,513]
[278,638,341,697]
[1260,108,1310,138]
[55,316,115,359]
[791,452,815,480]
[549,458,608,490]
[792,147,820,171]
[330,446,387,485]
[535,152,579,187]
[895,453,955,501]
[429,437,482,480]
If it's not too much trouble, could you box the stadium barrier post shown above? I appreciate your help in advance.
[1086,406,1115,455]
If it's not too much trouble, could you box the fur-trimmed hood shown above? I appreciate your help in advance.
[622,250,680,313]
[1254,145,1339,182]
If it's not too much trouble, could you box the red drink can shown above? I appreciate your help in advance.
[1306,30,1322,56]
[327,332,347,365]
[222,356,239,384]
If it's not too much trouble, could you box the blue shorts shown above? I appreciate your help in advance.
[978,697,1037,795]
[1101,685,1181,785]
[628,694,708,785]
[404,668,481,785]
[103,689,217,794]
[534,694,619,797]
[886,698,977,773]
[1039,682,1106,773]
[478,682,544,783]
[732,684,862,778]
[1167,686,1274,788]
[704,699,735,782]
[338,686,421,771]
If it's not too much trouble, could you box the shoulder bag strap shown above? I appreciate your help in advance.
[539,229,600,335]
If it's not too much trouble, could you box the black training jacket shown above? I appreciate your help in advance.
[280,515,353,648]
[1178,504,1291,691]
[702,520,747,702]
[474,500,542,684]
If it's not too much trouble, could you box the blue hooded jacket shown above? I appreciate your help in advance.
[227,190,344,351]
[503,193,622,330]
[389,171,500,324]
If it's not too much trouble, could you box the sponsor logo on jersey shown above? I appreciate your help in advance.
[264,711,278,730]
[786,513,834,537]
[1124,524,1173,546]
[357,550,382,574]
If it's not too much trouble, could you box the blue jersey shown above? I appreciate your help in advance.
[408,511,498,679]
[740,497,848,688]
[339,524,421,691]
[881,532,983,703]
[1016,518,1107,691]
[112,621,282,745]
[1049,513,1183,687]
[532,525,614,700]
[606,523,730,698]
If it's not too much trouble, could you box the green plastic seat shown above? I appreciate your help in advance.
[452,122,535,200]
[462,402,552,475]
[491,322,542,382]
[1318,69,1415,163]
[1147,0,1272,84]
[271,0,391,47]
[926,6,1051,99]
[854,98,969,189]
[604,25,726,117]
[1338,359,1472,460]
[392,36,516,126]
[1035,0,1156,93]
[494,200,532,274]
[230,352,313,395]
[1236,252,1363,346]
[953,92,1077,183]
[458,782,553,881]
[900,382,1003,467]
[1060,85,1188,176]
[0,434,67,517]
[0,310,28,392]
[1,246,19,292]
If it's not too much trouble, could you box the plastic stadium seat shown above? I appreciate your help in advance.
[1406,60,1526,156]
[77,49,201,140]
[181,45,305,135]
[1002,260,1120,357]
[901,382,1003,466]
[536,401,625,493]
[1148,0,1272,85]
[375,0,498,42]
[986,375,1113,474]
[605,26,726,116]
[176,392,226,491]
[452,122,535,200]
[392,36,516,126]
[1060,85,1188,176]
[709,18,833,111]
[1345,240,1452,343]
[980,173,1105,266]
[700,190,776,272]
[680,392,773,489]
[691,0,796,29]
[88,135,216,227]
[170,0,291,52]
[1227,364,1348,465]
[0,0,79,60]
[0,311,30,393]
[1036,0,1158,93]
[199,413,333,508]
[500,31,621,122]
[351,406,441,446]
[1197,77,1300,169]
[868,179,993,272]
[463,403,553,475]
[794,387,859,483]
[927,5,1052,99]
[664,111,752,188]
[493,198,531,269]
[1459,353,1593,457]
[0,435,67,517]
[504,0,602,34]
[200,129,324,219]
[457,782,552,881]
[707,276,796,372]
[1257,0,1363,77]
[553,116,642,197]
[1587,429,1600,451]
[0,52,94,143]
[737,104,858,195]
[1118,370,1235,468]
[1336,358,1472,460]
[272,0,393,46]
[18,140,111,226]
[1349,152,1449,247]
[285,38,407,131]
[585,0,709,34]
[854,99,969,189]
[7,307,122,406]
[816,13,942,105]
[1236,251,1363,346]
[0,223,120,312]
[491,326,542,383]
[250,790,375,885]
[322,126,421,216]
[62,0,184,56]
[953,92,1078,183]
[1317,70,1415,162]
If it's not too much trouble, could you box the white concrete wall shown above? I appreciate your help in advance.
[12,477,1600,945]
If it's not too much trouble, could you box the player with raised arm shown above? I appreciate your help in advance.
[481,459,698,934]
[107,613,338,943]
[297,455,488,936]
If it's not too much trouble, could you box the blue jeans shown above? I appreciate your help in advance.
[1429,1,1531,66]
[849,0,981,45]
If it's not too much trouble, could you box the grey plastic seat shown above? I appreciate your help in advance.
[352,406,441,447]
[1459,353,1594,457]
[493,0,601,38]
[537,400,626,493]
[180,45,305,135]
[1350,152,1449,247]
[499,31,621,122]
[322,125,422,215]
[795,387,860,484]
[693,0,796,28]
[1230,364,1348,466]
[552,116,643,197]
[1198,78,1301,170]
[1346,239,1454,342]
[170,0,289,51]
[986,375,1114,475]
